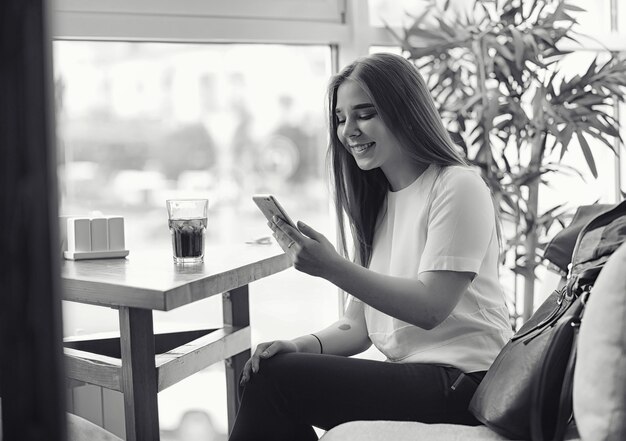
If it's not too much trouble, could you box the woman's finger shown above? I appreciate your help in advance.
[259,341,280,359]
[272,227,298,253]
[243,347,263,381]
[241,359,253,384]
[251,342,273,373]
[252,341,285,373]
[297,220,325,243]
[272,216,305,246]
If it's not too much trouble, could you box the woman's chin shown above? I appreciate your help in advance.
[355,159,377,171]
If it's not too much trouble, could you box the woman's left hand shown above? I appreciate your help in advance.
[269,216,341,278]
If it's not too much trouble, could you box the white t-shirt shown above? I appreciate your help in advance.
[353,164,513,372]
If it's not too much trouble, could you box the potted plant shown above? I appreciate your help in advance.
[388,0,626,323]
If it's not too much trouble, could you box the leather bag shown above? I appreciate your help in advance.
[469,201,626,440]
[530,201,626,441]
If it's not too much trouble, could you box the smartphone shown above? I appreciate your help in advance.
[252,194,298,230]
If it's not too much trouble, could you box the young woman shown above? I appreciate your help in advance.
[228,53,513,441]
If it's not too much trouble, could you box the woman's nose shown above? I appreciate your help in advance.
[342,118,360,139]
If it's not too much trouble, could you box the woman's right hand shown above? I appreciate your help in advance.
[241,340,299,385]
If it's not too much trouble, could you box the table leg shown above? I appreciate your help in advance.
[119,307,160,441]
[223,285,251,433]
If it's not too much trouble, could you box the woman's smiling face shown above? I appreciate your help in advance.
[335,79,406,172]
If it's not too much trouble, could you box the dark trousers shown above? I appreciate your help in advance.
[228,353,486,441]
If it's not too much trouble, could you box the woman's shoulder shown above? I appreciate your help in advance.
[436,164,486,190]
[431,164,495,217]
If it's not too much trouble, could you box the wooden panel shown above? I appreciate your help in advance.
[61,245,290,311]
[0,0,67,440]
[72,384,104,427]
[102,388,126,439]
[223,286,252,433]
[156,326,250,391]
[119,307,160,441]
[64,348,122,391]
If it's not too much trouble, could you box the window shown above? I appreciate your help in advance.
[55,41,337,436]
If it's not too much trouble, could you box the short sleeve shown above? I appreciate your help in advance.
[418,168,495,275]
[348,294,363,303]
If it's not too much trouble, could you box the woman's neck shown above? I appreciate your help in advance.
[383,161,430,192]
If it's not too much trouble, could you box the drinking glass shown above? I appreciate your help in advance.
[166,199,208,264]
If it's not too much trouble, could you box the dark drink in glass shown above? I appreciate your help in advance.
[166,199,208,264]
[169,218,206,263]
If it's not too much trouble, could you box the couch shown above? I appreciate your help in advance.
[321,243,626,441]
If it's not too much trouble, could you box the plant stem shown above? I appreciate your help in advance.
[523,128,545,320]
[472,36,493,170]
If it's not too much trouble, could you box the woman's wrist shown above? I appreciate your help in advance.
[321,252,349,282]
[291,334,323,354]
[324,254,352,286]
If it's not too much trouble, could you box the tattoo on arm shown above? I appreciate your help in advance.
[338,324,351,331]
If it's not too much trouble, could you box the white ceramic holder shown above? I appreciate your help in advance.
[62,216,129,260]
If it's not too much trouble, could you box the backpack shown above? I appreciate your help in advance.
[468,200,626,440]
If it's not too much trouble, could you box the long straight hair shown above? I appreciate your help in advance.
[327,53,470,267]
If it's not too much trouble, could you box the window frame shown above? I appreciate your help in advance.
[54,0,345,22]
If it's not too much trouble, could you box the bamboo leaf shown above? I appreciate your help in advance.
[494,41,515,61]
[562,3,586,13]
[532,28,554,46]
[598,112,620,129]
[557,124,574,149]
[494,55,513,80]
[532,87,544,120]
[538,203,567,224]
[515,169,549,186]
[581,56,599,82]
[576,131,598,178]
[561,12,579,25]
[523,32,540,58]
[495,115,514,130]
[460,93,482,113]
[585,115,620,138]
[382,19,404,44]
[510,27,525,69]
[436,17,456,39]
[570,95,607,107]
[602,83,625,96]
[406,27,448,43]
[501,151,512,173]
[582,128,618,153]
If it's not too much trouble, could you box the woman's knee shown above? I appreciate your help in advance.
[248,352,316,398]
[256,352,301,381]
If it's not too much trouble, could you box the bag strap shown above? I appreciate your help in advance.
[552,321,580,441]
[530,298,584,441]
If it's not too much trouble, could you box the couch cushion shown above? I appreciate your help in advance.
[0,399,121,441]
[320,421,509,441]
[573,242,626,441]
[320,421,580,441]
[67,413,123,441]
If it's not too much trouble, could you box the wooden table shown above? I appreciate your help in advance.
[61,243,291,441]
